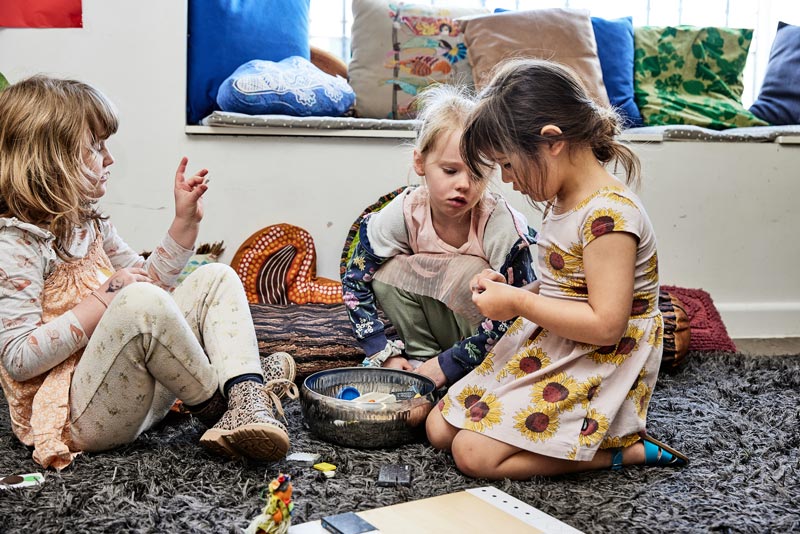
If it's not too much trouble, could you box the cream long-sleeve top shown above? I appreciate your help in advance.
[0,217,193,383]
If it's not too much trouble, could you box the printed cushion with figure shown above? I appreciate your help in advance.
[348,0,488,119]
[186,0,310,124]
[216,57,356,117]
[749,22,800,125]
[633,26,767,129]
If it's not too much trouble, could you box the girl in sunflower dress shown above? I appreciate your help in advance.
[425,59,689,479]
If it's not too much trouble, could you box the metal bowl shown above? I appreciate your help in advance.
[300,367,437,448]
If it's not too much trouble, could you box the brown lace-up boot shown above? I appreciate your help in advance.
[260,352,296,383]
[199,379,298,461]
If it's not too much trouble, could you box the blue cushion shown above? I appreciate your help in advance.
[590,16,642,128]
[217,57,356,117]
[493,9,642,127]
[749,22,800,125]
[186,0,310,124]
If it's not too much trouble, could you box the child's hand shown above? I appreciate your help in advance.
[96,267,153,305]
[382,356,413,371]
[472,278,521,322]
[414,357,447,388]
[173,156,209,224]
[470,269,505,295]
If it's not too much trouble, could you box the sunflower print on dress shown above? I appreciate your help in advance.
[513,404,560,442]
[588,324,644,365]
[572,185,626,212]
[576,375,603,409]
[557,277,589,299]
[631,290,656,317]
[647,314,664,349]
[644,252,659,283]
[457,388,503,433]
[497,346,551,381]
[530,371,580,413]
[438,392,453,416]
[473,351,495,376]
[525,326,548,347]
[582,207,627,243]
[543,241,582,281]
[607,190,638,209]
[504,317,526,337]
[627,368,653,419]
[579,408,610,447]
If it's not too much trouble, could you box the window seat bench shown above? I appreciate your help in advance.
[189,112,800,144]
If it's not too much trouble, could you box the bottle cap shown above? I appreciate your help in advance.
[336,386,361,400]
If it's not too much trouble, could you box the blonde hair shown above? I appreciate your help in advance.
[412,83,494,197]
[0,75,119,254]
[413,83,475,156]
[462,59,641,209]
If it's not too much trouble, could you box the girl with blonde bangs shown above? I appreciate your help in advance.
[342,83,538,388]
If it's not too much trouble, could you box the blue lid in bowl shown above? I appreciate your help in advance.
[336,386,361,401]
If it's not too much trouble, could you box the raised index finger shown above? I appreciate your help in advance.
[175,156,189,185]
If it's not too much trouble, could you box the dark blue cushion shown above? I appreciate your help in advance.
[749,22,800,125]
[590,16,642,128]
[186,0,310,124]
[217,57,356,117]
[493,9,642,127]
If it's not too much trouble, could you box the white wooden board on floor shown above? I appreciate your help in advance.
[288,486,584,534]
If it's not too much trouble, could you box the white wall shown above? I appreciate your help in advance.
[2,0,798,339]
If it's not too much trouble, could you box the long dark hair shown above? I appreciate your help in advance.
[461,58,640,208]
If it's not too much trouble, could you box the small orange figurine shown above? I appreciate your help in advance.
[246,474,294,534]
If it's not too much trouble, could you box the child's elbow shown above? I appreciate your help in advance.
[595,321,629,347]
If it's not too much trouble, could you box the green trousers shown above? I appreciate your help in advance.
[373,279,478,361]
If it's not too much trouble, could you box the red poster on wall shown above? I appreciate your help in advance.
[0,0,83,28]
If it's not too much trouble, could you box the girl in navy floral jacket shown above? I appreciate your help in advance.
[341,85,536,388]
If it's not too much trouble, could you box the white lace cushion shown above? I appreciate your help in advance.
[216,56,356,117]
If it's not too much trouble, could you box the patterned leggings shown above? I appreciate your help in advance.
[69,263,261,451]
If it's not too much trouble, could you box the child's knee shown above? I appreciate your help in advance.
[425,407,454,450]
[113,281,170,311]
[451,434,494,479]
[180,263,242,292]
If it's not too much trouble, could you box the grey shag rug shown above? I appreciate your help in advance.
[0,352,798,534]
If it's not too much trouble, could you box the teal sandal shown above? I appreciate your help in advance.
[608,435,689,470]
[610,448,624,471]
[641,434,689,467]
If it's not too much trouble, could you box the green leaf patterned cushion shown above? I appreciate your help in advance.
[633,26,767,130]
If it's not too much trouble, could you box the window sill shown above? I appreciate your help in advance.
[187,111,418,139]
[187,113,800,144]
[184,124,416,139]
